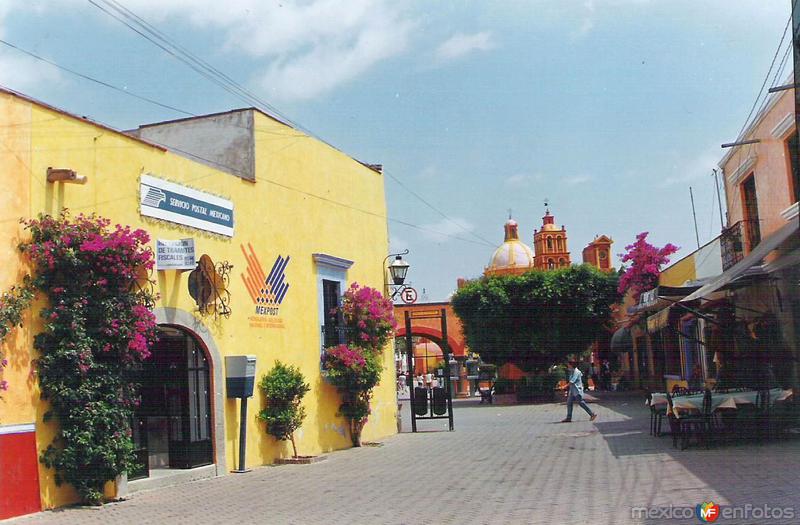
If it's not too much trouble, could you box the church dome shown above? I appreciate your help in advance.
[485,219,535,276]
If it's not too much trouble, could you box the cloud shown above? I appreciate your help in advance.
[0,7,61,90]
[504,173,541,188]
[563,174,592,186]
[3,0,414,102]
[658,147,720,188]
[435,31,495,62]
[419,217,475,242]
[0,52,61,91]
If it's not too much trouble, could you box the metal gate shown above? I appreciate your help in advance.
[404,309,454,431]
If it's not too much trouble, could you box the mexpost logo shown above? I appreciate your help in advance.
[696,502,720,523]
[241,243,290,328]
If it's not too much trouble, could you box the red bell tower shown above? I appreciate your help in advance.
[582,235,615,272]
[533,205,571,270]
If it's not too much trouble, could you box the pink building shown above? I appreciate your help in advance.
[679,80,800,387]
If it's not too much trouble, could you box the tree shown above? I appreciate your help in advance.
[258,361,310,458]
[451,265,620,371]
[617,232,679,301]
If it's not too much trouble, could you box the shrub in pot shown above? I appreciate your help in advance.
[258,361,310,458]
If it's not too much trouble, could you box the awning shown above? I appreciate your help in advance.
[646,308,671,333]
[627,285,700,315]
[610,327,633,352]
[680,219,799,303]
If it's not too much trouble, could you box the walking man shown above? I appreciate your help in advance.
[561,361,597,423]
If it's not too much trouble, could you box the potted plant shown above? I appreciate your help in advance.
[258,361,310,460]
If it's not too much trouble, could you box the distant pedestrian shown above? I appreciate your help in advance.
[561,361,597,423]
[579,360,591,389]
[601,360,611,391]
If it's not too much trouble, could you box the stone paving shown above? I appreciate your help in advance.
[10,392,800,525]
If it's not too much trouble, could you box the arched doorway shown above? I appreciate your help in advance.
[130,325,214,480]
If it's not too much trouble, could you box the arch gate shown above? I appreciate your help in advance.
[403,308,455,432]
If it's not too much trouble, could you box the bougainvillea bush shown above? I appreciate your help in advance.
[339,282,396,350]
[617,232,679,301]
[19,212,158,504]
[323,344,382,445]
[323,283,394,446]
[0,278,36,397]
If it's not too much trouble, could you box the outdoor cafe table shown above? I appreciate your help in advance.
[648,388,792,418]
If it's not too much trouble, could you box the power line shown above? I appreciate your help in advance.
[0,38,193,116]
[0,66,489,248]
[89,0,496,249]
[383,169,496,246]
[88,0,305,134]
[0,0,493,250]
[734,15,791,143]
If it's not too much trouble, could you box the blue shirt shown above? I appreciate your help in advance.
[568,368,584,397]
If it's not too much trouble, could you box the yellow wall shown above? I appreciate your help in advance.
[0,92,396,509]
[658,253,696,287]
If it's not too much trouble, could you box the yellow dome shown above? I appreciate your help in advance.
[541,223,559,231]
[487,240,534,271]
[484,218,534,276]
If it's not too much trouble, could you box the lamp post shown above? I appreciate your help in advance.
[383,249,410,301]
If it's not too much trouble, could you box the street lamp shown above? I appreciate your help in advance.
[383,249,411,300]
[388,255,410,285]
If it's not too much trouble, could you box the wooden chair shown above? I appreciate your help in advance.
[770,391,797,438]
[679,389,715,450]
[756,388,772,441]
[736,388,770,442]
[665,393,682,449]
[648,393,667,437]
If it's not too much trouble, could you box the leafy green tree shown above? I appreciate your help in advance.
[258,361,310,458]
[451,265,620,371]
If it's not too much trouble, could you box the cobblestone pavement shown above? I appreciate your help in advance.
[11,393,800,525]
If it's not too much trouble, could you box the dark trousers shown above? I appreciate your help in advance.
[566,393,594,420]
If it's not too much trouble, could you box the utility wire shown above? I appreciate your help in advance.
[89,0,306,135]
[89,0,495,249]
[0,38,193,116]
[734,15,791,142]
[383,169,496,246]
[0,56,490,248]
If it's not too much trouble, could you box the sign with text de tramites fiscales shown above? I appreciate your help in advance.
[156,238,196,270]
[240,243,290,329]
[140,174,234,237]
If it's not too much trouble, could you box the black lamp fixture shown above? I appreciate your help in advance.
[384,249,411,300]
[388,255,410,285]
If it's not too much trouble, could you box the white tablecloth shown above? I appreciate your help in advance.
[648,388,792,418]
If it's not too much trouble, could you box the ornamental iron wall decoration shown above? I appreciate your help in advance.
[188,254,232,318]
[132,264,157,310]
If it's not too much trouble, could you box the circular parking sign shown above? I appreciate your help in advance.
[401,287,418,304]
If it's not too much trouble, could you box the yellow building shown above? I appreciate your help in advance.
[0,88,396,518]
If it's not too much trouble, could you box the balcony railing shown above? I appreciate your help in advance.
[720,219,760,271]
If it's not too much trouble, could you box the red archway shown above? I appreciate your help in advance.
[393,302,466,358]
[394,325,465,358]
